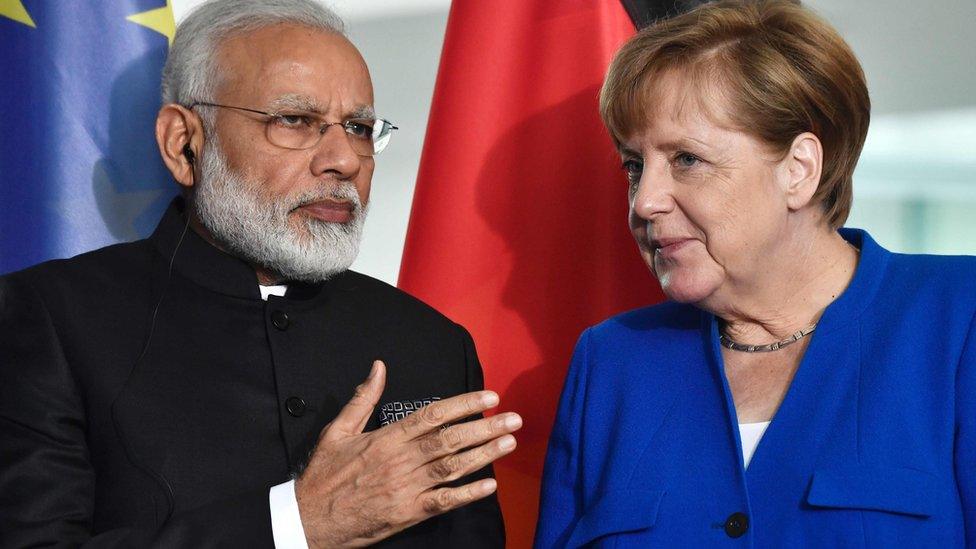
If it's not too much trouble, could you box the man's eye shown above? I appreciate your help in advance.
[622,159,643,184]
[674,152,701,168]
[273,114,313,128]
[345,120,374,139]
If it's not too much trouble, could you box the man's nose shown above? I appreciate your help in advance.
[309,124,362,179]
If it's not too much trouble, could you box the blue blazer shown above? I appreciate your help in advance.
[535,230,976,548]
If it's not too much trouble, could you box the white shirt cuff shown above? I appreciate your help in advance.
[269,479,310,549]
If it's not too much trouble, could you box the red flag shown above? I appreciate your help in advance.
[398,1,664,545]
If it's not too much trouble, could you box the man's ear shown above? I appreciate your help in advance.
[783,132,823,211]
[156,104,203,189]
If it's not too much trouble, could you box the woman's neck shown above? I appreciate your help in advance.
[704,227,859,345]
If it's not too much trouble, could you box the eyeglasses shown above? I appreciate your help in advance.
[188,101,398,156]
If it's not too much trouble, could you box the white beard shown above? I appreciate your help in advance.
[192,140,367,283]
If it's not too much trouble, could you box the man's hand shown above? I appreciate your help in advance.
[295,360,521,548]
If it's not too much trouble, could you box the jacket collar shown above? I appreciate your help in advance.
[821,227,889,334]
[149,197,332,301]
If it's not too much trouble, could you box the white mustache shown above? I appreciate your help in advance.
[289,183,362,213]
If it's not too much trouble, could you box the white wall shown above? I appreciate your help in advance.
[174,0,976,285]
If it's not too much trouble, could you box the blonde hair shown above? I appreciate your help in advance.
[600,0,870,228]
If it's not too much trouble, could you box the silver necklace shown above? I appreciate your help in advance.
[719,324,817,353]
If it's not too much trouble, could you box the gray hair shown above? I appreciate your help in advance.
[161,0,346,112]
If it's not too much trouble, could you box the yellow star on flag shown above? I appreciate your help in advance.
[0,0,36,28]
[127,0,175,46]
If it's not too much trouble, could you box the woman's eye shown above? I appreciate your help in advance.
[674,152,701,168]
[622,159,643,184]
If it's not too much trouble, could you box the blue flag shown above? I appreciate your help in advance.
[0,1,178,274]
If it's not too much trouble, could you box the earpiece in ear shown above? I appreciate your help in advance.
[182,144,196,165]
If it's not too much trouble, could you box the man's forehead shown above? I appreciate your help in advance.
[214,23,373,106]
[218,21,356,59]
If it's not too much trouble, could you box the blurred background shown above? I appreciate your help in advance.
[303,0,976,284]
[3,0,973,280]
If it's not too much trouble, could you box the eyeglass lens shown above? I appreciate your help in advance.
[265,114,395,156]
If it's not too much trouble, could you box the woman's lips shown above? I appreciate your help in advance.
[652,237,693,259]
[297,200,354,223]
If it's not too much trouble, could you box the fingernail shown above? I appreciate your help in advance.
[504,414,522,430]
[498,435,516,450]
[482,391,499,407]
[368,360,381,380]
[481,478,497,492]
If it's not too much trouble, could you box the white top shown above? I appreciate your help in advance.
[259,284,310,549]
[739,421,771,469]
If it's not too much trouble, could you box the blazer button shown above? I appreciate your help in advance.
[286,397,307,417]
[724,512,749,538]
[271,310,290,330]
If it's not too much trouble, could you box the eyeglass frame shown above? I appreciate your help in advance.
[187,101,398,156]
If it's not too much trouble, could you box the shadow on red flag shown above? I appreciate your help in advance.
[398,2,664,545]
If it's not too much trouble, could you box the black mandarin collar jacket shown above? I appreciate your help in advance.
[0,198,504,547]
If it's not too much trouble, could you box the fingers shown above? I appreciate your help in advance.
[414,412,522,463]
[416,478,498,518]
[322,360,386,442]
[394,390,500,441]
[421,430,517,485]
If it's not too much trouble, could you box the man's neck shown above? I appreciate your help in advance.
[255,268,284,286]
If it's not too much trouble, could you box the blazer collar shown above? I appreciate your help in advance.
[821,227,889,336]
[699,228,887,476]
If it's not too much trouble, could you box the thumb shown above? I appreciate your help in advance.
[322,360,386,442]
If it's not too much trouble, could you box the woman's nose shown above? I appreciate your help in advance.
[630,167,675,220]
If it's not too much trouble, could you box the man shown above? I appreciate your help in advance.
[0,0,519,546]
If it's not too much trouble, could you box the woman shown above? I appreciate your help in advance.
[535,1,975,547]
